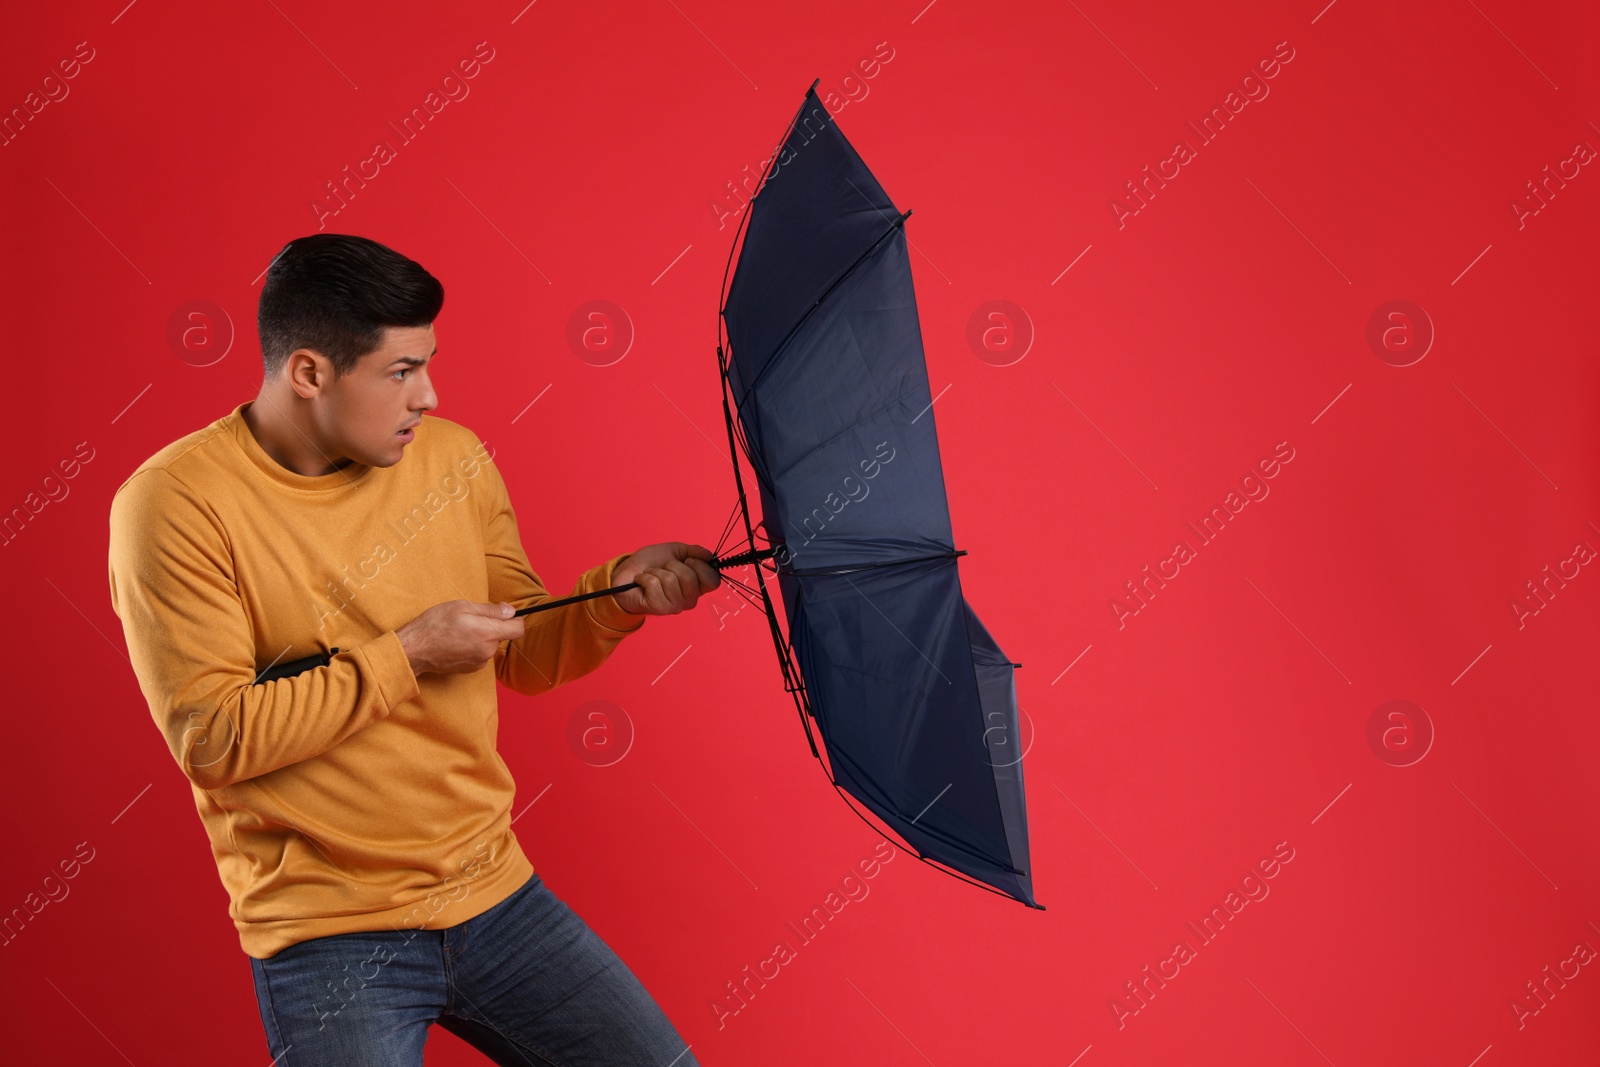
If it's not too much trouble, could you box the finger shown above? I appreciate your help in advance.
[682,543,715,562]
[685,556,720,591]
[618,581,646,614]
[682,558,717,597]
[650,566,685,610]
[636,571,666,613]
[662,559,701,605]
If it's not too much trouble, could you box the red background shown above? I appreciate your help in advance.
[4,0,1598,1063]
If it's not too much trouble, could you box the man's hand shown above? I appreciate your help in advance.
[612,542,721,615]
[396,600,526,676]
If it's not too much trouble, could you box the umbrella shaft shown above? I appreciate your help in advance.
[513,546,780,617]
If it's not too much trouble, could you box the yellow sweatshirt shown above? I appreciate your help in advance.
[106,400,645,959]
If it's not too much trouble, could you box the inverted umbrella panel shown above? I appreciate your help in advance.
[717,81,1042,910]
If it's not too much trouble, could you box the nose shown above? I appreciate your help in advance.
[414,370,439,413]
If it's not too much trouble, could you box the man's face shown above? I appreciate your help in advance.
[315,323,439,469]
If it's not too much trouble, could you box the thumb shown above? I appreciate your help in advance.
[499,602,514,618]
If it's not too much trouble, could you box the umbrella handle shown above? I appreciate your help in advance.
[253,648,341,684]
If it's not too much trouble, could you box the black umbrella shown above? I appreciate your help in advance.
[711,81,1042,910]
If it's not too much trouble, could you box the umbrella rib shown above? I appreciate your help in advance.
[843,174,949,283]
[715,81,819,331]
[719,346,786,506]
[733,210,911,414]
[712,82,819,508]
[780,548,966,577]
[723,580,765,611]
[717,569,766,606]
[714,495,745,556]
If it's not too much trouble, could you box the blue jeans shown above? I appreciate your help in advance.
[249,871,699,1066]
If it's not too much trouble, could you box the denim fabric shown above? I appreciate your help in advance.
[249,872,698,1066]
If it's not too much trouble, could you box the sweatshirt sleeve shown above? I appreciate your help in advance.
[474,443,645,697]
[107,468,421,791]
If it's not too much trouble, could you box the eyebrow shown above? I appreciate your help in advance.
[389,345,438,368]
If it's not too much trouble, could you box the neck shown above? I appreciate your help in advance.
[243,389,359,478]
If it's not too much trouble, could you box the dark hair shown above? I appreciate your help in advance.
[257,234,444,379]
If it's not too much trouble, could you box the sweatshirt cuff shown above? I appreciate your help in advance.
[353,630,422,711]
[584,553,647,634]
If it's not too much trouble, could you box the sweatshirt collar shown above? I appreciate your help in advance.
[227,401,374,492]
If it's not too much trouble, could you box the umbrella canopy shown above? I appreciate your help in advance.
[717,83,1042,910]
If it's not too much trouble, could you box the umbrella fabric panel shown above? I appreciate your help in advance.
[723,90,899,391]
[963,598,1037,907]
[743,230,955,572]
[783,557,1035,905]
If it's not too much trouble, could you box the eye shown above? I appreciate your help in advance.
[392,368,410,380]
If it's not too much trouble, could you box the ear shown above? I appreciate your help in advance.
[286,347,336,398]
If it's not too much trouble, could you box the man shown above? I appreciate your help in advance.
[107,233,714,1065]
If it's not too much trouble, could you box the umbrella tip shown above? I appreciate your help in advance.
[807,77,820,95]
